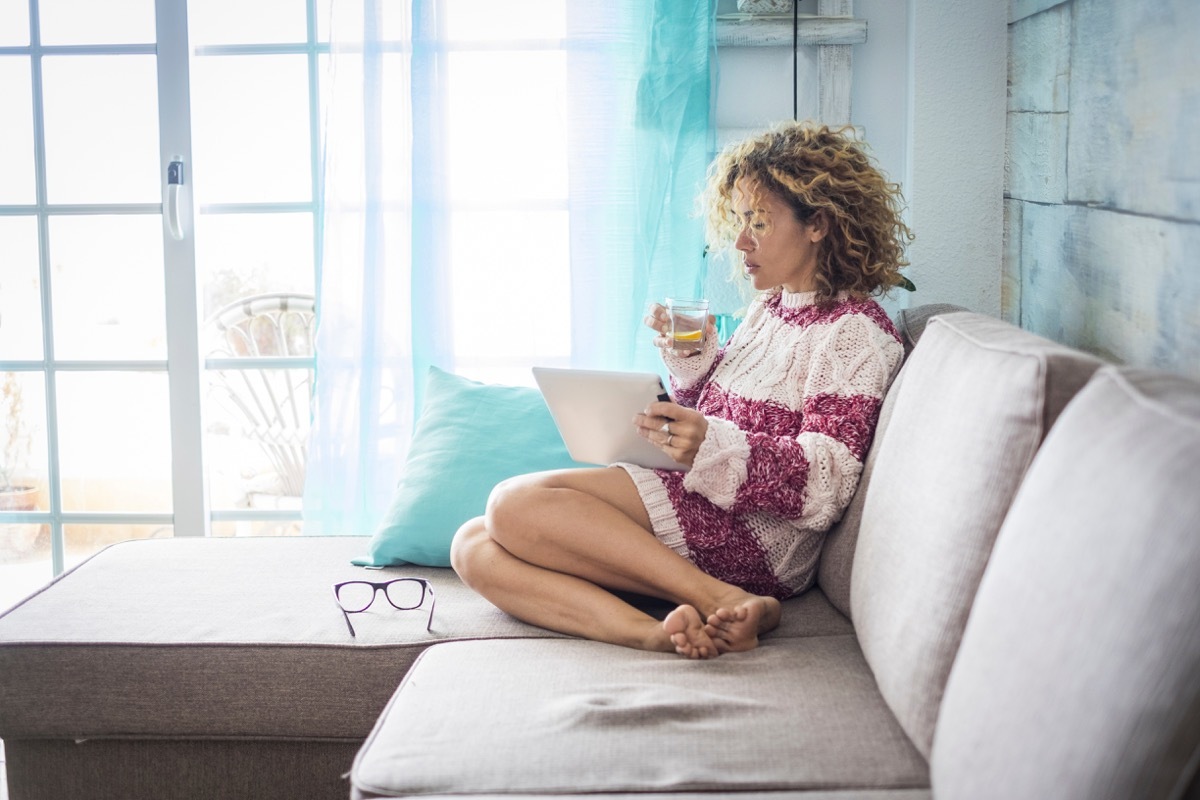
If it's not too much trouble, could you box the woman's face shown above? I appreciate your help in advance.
[733,181,825,294]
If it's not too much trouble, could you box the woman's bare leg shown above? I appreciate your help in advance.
[450,467,781,657]
[454,516,712,655]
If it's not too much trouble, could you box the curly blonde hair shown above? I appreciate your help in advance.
[704,121,913,302]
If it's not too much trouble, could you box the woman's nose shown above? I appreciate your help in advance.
[735,228,754,252]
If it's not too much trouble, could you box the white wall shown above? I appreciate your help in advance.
[904,0,1007,316]
[712,0,1007,317]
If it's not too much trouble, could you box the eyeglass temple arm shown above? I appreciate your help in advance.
[340,606,357,638]
[339,604,357,637]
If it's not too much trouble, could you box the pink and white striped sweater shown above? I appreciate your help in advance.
[619,289,904,600]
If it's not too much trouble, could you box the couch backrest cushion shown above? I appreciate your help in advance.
[931,366,1200,799]
[849,312,1103,758]
[818,303,967,618]
[816,361,908,619]
[895,303,971,357]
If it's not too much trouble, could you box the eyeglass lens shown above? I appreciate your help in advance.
[336,579,426,613]
[384,579,426,610]
[336,582,377,612]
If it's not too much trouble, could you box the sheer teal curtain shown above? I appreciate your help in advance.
[303,0,716,535]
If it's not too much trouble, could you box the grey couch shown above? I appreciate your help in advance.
[1,309,1197,800]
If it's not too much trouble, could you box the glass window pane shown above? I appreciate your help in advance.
[57,371,172,513]
[204,367,312,512]
[0,216,44,360]
[0,542,51,613]
[0,0,30,46]
[49,215,166,361]
[450,210,570,384]
[189,0,306,46]
[315,0,333,42]
[1,370,49,499]
[196,213,315,319]
[64,523,172,570]
[447,51,567,202]
[0,369,51,610]
[317,0,407,44]
[443,0,565,42]
[0,57,35,204]
[38,0,155,45]
[42,55,160,204]
[190,55,313,204]
[211,519,301,537]
[316,54,410,210]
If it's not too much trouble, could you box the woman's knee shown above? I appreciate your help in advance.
[449,515,489,578]
[485,474,551,542]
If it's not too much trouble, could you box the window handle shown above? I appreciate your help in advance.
[167,157,185,241]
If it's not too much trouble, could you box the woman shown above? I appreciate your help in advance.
[451,122,911,658]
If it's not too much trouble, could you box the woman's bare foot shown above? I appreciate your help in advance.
[704,595,781,654]
[662,604,720,659]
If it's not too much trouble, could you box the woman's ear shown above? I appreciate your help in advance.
[808,211,830,243]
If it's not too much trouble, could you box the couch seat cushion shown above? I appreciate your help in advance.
[0,536,564,741]
[351,637,928,797]
[627,586,853,640]
[772,586,854,638]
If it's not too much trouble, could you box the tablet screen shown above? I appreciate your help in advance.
[532,367,684,471]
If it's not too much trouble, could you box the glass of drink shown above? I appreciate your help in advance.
[666,298,709,355]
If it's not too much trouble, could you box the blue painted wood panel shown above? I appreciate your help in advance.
[1017,201,1200,377]
[1067,0,1200,222]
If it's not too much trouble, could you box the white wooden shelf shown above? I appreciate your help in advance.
[714,14,867,47]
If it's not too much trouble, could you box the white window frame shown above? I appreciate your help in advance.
[0,0,325,577]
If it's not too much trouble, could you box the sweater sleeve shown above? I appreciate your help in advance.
[661,299,764,407]
[682,311,902,530]
[661,333,721,408]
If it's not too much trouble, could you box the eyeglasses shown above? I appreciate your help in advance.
[332,578,436,637]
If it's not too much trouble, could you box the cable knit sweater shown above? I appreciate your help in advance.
[619,289,904,600]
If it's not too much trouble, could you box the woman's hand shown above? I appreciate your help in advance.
[644,303,716,357]
[633,401,708,468]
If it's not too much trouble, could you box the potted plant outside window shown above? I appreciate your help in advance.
[1,372,42,556]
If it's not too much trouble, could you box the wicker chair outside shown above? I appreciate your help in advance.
[203,293,316,510]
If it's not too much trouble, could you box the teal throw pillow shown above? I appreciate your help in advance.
[354,366,589,567]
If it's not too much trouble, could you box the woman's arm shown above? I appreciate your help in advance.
[681,312,903,529]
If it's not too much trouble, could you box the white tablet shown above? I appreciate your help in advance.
[532,367,685,471]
